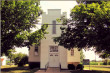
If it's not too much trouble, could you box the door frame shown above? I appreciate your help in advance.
[48,45,59,67]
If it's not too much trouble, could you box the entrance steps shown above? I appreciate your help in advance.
[46,67,60,72]
[35,67,71,73]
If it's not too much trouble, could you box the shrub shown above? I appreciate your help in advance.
[18,56,28,67]
[103,62,107,65]
[68,64,75,70]
[76,64,83,70]
[6,60,10,65]
[100,62,104,65]
[103,59,110,65]
[13,53,28,66]
[90,62,98,65]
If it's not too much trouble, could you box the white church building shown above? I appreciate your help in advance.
[28,9,80,69]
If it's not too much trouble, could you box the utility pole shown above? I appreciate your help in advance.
[95,52,96,62]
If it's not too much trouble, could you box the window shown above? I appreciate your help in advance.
[35,44,38,55]
[71,49,74,56]
[52,20,56,34]
[50,46,54,52]
[50,46,58,52]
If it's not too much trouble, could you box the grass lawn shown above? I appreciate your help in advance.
[1,65,110,73]
[71,70,110,73]
[71,65,110,73]
[1,64,39,73]
[84,65,110,72]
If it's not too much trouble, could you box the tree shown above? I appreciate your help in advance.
[76,0,103,4]
[54,1,110,56]
[80,50,85,63]
[7,49,16,65]
[1,0,48,55]
[100,52,110,65]
[100,52,110,59]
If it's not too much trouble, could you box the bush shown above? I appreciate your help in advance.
[6,60,10,65]
[103,59,110,65]
[103,62,107,65]
[76,64,83,70]
[18,56,28,67]
[13,53,28,67]
[100,62,104,65]
[90,62,98,65]
[68,64,75,70]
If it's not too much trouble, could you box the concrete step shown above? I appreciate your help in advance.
[46,67,60,72]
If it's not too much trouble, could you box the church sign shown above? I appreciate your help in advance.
[83,59,90,65]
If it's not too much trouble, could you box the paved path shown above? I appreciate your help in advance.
[35,68,110,73]
[35,67,71,73]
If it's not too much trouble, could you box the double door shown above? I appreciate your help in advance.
[49,46,59,67]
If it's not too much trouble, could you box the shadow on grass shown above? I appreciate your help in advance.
[70,70,110,73]
[1,66,39,73]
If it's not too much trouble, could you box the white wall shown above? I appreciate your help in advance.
[41,9,67,69]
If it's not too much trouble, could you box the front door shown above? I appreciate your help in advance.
[49,46,59,67]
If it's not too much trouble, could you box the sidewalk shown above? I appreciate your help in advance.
[35,67,71,73]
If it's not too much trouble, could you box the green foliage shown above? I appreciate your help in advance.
[28,24,48,46]
[103,59,110,65]
[100,62,103,65]
[90,62,98,65]
[80,50,85,63]
[54,1,110,56]
[76,0,103,4]
[18,56,28,67]
[1,0,48,55]
[13,53,28,66]
[100,52,110,59]
[7,49,16,65]
[76,64,84,70]
[90,61,110,65]
[6,60,10,65]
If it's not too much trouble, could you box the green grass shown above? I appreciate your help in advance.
[1,64,39,73]
[84,65,110,72]
[1,64,110,73]
[6,60,10,64]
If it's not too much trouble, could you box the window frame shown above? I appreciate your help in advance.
[34,44,39,56]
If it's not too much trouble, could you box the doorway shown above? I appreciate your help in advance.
[49,46,59,67]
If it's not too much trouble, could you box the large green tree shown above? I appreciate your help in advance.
[1,0,48,55]
[76,0,103,4]
[54,1,110,56]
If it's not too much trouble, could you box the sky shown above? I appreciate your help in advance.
[40,1,77,18]
[15,1,102,61]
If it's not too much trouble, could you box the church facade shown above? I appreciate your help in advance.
[28,9,80,69]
